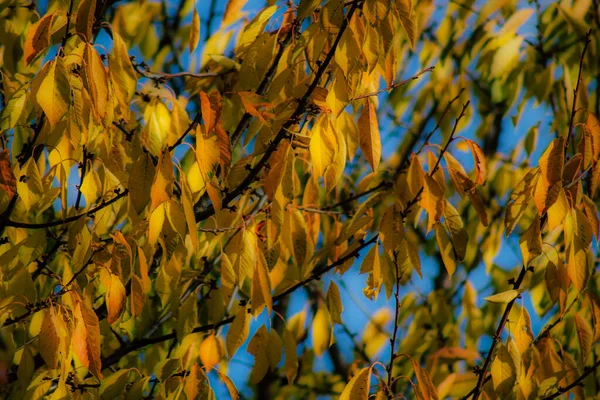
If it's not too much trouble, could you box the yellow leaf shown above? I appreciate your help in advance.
[411,358,439,400]
[407,154,425,197]
[467,189,488,226]
[491,36,523,78]
[358,98,381,171]
[484,289,521,303]
[236,5,277,54]
[421,175,445,231]
[200,334,222,370]
[17,346,35,388]
[505,168,539,236]
[443,201,468,260]
[397,0,418,49]
[226,306,250,357]
[283,328,298,384]
[109,32,137,112]
[310,115,346,192]
[185,366,213,399]
[326,282,343,324]
[129,152,155,214]
[76,0,97,42]
[72,294,103,378]
[79,166,102,206]
[180,174,198,248]
[297,0,320,20]
[339,367,372,400]
[83,43,109,119]
[362,308,391,358]
[130,273,146,317]
[144,100,172,156]
[539,137,565,189]
[435,224,457,277]
[547,188,569,230]
[267,329,283,370]
[586,113,600,159]
[107,274,126,324]
[150,151,174,209]
[361,243,382,300]
[519,216,542,265]
[39,306,60,369]
[251,252,272,316]
[491,344,516,397]
[24,12,56,65]
[514,306,534,355]
[189,8,201,53]
[195,125,221,184]
[148,203,165,246]
[247,325,269,384]
[36,57,70,127]
[312,305,332,356]
[222,0,248,27]
[379,203,405,253]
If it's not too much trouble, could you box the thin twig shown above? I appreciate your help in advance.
[541,358,600,400]
[565,29,592,155]
[60,0,75,49]
[351,67,434,101]
[470,265,528,400]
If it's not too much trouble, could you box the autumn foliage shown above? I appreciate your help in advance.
[1,0,600,398]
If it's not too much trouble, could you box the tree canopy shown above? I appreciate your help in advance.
[1,0,600,398]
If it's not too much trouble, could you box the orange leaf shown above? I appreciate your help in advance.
[466,139,487,185]
[107,274,126,323]
[200,334,222,370]
[72,294,103,378]
[237,92,274,124]
[39,306,60,369]
[24,12,56,65]
[0,149,17,199]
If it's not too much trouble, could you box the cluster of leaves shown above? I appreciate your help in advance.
[0,0,599,398]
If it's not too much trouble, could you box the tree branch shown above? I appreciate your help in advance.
[541,358,600,400]
[195,1,363,222]
[5,189,128,229]
[470,265,528,400]
[101,234,378,370]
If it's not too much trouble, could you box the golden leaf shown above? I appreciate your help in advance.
[39,306,61,369]
[24,12,56,65]
[75,0,97,42]
[312,305,332,356]
[226,306,250,357]
[358,98,381,171]
[200,334,222,370]
[339,367,372,400]
[189,8,201,53]
[106,273,126,324]
[36,57,70,127]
